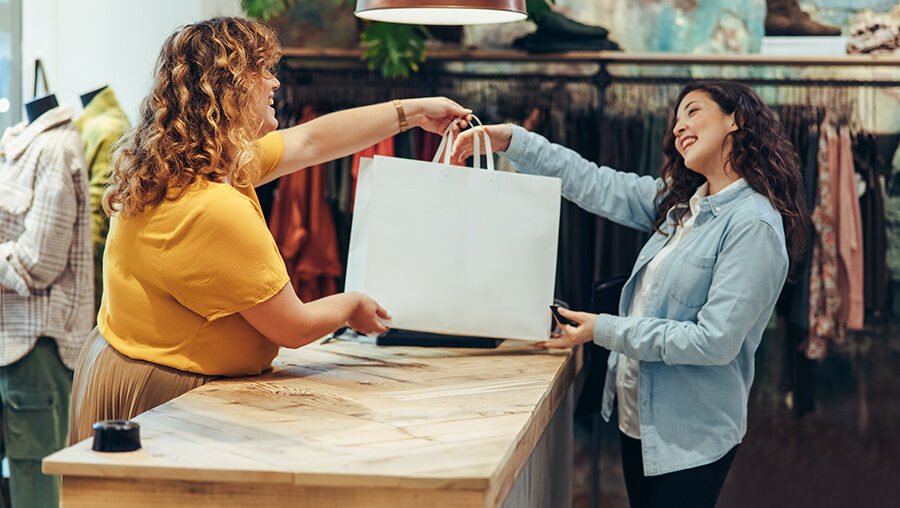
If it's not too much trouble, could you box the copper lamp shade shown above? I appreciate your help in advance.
[355,0,527,25]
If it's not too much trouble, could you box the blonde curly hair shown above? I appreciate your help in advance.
[104,17,281,217]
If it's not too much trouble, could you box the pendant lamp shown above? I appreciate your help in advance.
[355,0,527,25]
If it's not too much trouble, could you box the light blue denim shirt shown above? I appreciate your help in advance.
[501,125,789,475]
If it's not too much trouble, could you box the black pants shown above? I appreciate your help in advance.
[620,432,738,508]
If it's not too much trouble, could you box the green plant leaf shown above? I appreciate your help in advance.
[241,0,294,21]
[360,22,428,78]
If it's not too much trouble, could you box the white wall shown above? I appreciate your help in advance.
[22,0,242,122]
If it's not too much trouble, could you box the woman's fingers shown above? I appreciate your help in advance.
[451,129,474,161]
[534,336,573,349]
[440,97,469,117]
[411,97,471,134]
[556,307,587,325]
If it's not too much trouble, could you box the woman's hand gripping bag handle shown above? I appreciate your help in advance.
[432,115,494,171]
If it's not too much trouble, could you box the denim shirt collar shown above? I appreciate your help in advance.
[671,178,751,219]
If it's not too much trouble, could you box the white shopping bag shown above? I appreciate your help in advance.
[345,120,561,341]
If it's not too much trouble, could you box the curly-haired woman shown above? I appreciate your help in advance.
[452,82,809,508]
[68,17,470,443]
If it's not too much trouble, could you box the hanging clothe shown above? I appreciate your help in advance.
[273,69,894,343]
[0,105,93,369]
[835,126,865,330]
[75,87,130,312]
[416,129,442,166]
[785,118,820,330]
[324,156,354,290]
[808,124,843,359]
[855,132,889,319]
[350,136,395,212]
[268,107,343,302]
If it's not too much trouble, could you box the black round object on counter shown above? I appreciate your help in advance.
[91,420,141,452]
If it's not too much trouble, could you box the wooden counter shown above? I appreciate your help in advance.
[44,338,581,507]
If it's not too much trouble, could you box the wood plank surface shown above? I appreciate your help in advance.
[60,476,484,508]
[45,339,577,506]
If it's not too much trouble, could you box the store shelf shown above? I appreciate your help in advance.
[282,47,900,66]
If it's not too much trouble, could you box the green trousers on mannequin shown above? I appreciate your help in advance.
[0,337,73,508]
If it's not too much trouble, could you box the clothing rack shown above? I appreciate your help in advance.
[276,46,899,361]
[282,47,900,66]
[281,48,900,89]
[280,49,900,127]
[604,75,900,88]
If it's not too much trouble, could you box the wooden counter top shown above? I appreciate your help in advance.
[44,338,580,507]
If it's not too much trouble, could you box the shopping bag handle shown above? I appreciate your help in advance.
[471,115,494,172]
[431,120,456,165]
[431,115,494,172]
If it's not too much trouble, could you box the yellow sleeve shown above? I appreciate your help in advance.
[159,186,290,321]
[89,135,116,311]
[254,131,286,183]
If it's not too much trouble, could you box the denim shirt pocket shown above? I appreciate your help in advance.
[669,252,717,309]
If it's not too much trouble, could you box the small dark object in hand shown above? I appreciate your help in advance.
[550,305,579,327]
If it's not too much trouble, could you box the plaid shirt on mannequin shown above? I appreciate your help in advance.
[0,106,94,369]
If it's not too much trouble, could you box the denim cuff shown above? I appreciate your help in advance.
[593,313,621,351]
[498,124,530,162]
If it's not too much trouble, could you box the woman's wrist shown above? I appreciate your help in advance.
[399,98,440,132]
[398,98,425,131]
[392,99,409,132]
[345,291,363,307]
[496,124,514,152]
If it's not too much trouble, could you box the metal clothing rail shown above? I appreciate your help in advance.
[280,48,900,94]
[279,49,900,138]
[606,75,900,88]
[276,64,604,119]
[281,47,900,67]
[279,67,597,85]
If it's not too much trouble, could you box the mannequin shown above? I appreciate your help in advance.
[80,85,109,108]
[1,59,91,508]
[24,93,59,123]
[25,59,59,123]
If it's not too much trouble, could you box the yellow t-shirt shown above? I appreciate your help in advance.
[98,132,290,376]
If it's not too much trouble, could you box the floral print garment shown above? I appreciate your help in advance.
[807,123,844,359]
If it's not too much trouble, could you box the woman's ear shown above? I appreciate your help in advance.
[728,112,739,133]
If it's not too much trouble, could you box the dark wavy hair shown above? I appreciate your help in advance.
[655,81,810,278]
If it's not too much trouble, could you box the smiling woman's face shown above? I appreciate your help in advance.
[251,70,280,138]
[671,90,737,177]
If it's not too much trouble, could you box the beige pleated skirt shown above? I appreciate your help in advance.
[68,327,216,445]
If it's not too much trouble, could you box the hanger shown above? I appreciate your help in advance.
[24,59,59,123]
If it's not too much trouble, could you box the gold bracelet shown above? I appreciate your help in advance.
[393,99,409,132]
